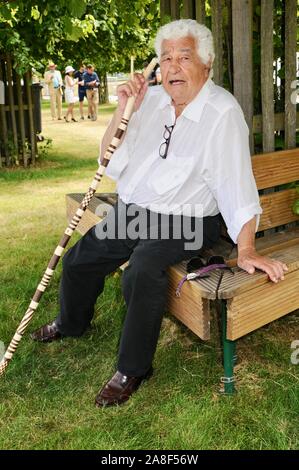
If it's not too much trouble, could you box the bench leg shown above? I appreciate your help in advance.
[220,299,236,395]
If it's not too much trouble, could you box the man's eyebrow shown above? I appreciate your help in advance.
[161,48,192,56]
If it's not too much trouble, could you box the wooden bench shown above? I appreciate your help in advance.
[66,148,299,394]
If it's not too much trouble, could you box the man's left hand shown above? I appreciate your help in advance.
[237,248,288,283]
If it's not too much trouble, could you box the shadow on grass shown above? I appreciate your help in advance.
[0,154,97,183]
[41,101,117,115]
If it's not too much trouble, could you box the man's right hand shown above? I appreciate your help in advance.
[117,73,148,113]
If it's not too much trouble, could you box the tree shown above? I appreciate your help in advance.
[63,0,160,101]
[0,1,94,74]
[0,0,160,77]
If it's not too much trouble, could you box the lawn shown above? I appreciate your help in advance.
[0,104,298,450]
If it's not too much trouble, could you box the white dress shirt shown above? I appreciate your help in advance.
[103,79,262,243]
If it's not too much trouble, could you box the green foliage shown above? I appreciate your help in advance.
[0,1,92,73]
[0,1,160,76]
[37,137,53,160]
[74,0,160,73]
[293,185,299,216]
[293,199,299,216]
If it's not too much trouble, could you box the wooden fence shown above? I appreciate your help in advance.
[160,0,298,154]
[0,55,40,167]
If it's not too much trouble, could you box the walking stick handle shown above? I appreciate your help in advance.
[123,58,159,121]
[0,57,158,377]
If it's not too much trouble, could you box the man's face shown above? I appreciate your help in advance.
[49,65,55,72]
[160,36,210,105]
[87,68,93,75]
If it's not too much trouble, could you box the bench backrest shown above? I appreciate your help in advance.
[252,148,299,233]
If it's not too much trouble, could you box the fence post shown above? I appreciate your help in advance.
[0,57,9,166]
[285,0,297,149]
[195,0,206,24]
[6,55,19,164]
[211,0,223,86]
[25,71,36,164]
[261,0,275,152]
[232,0,254,154]
[16,73,27,167]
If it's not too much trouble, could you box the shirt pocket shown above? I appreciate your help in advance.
[149,152,194,196]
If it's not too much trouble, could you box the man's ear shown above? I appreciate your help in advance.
[205,57,213,78]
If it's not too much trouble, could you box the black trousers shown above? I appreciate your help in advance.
[56,200,221,377]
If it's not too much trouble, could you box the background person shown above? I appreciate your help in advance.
[44,62,63,120]
[74,64,86,120]
[64,65,78,122]
[83,64,100,121]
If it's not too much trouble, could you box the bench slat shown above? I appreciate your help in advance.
[226,269,299,340]
[258,188,298,231]
[252,148,299,190]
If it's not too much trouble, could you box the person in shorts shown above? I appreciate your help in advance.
[74,65,87,120]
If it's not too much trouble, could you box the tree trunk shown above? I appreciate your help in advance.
[99,73,109,104]
[160,0,171,20]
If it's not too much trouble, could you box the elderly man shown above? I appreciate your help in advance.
[44,62,63,120]
[32,20,287,407]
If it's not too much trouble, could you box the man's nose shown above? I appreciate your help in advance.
[168,60,181,74]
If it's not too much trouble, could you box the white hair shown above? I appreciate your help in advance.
[154,19,215,76]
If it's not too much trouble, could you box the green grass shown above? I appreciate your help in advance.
[0,107,298,450]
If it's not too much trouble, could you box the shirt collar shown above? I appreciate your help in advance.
[158,78,214,123]
[157,87,172,110]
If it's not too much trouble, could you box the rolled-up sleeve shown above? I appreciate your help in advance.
[204,106,262,244]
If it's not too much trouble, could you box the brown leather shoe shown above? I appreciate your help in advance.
[31,320,62,343]
[95,367,153,407]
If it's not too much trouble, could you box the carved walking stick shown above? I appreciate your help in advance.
[0,58,158,376]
